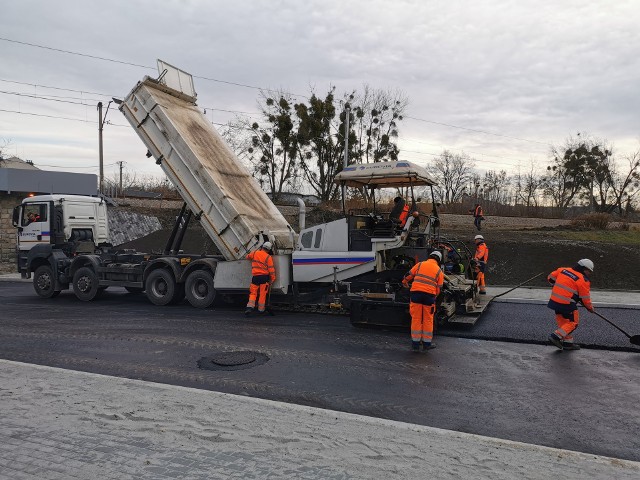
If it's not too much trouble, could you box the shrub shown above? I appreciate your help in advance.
[569,213,611,230]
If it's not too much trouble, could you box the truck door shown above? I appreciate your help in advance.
[17,202,50,251]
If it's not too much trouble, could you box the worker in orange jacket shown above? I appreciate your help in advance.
[469,203,484,231]
[390,196,411,228]
[473,234,489,294]
[402,251,444,351]
[245,241,276,316]
[547,259,594,351]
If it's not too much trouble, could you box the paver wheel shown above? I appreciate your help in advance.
[185,270,216,308]
[33,265,60,298]
[72,266,100,301]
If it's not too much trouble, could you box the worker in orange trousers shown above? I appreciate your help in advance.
[547,259,595,351]
[473,234,489,294]
[245,241,276,315]
[402,250,444,351]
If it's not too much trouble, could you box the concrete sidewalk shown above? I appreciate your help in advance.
[0,360,638,479]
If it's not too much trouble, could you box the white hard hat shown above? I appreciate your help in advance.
[474,235,484,241]
[578,258,594,272]
[262,241,273,251]
[429,251,443,262]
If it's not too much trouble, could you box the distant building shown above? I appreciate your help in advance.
[0,156,39,170]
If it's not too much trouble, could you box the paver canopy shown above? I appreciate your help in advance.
[334,161,437,188]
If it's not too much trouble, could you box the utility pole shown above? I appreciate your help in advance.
[341,105,350,213]
[98,102,104,194]
[116,161,125,197]
[97,101,113,196]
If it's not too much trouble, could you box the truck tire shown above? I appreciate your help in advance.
[145,269,178,306]
[185,270,216,308]
[33,265,60,299]
[72,266,100,301]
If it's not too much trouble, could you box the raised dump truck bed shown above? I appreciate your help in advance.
[119,64,295,261]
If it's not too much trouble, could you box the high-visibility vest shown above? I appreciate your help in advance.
[247,249,276,282]
[403,258,443,295]
[474,242,489,263]
[548,267,592,309]
[399,204,410,227]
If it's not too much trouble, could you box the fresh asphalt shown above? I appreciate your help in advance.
[0,280,639,462]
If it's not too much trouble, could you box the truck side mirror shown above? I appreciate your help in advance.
[12,206,21,227]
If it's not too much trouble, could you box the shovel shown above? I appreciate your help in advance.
[589,309,640,346]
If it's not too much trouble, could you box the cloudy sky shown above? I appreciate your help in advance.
[1,0,639,185]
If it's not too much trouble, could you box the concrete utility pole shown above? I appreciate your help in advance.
[341,105,350,213]
[98,102,104,194]
[117,161,125,196]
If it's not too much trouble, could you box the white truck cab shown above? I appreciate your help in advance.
[13,195,108,252]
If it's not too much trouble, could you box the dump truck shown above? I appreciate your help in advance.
[14,60,489,328]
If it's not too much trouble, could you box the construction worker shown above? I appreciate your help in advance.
[469,203,484,231]
[391,196,411,228]
[547,259,595,351]
[472,234,489,294]
[402,250,444,351]
[245,241,276,316]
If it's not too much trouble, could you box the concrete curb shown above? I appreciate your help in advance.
[1,359,639,479]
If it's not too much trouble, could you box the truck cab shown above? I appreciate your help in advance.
[13,195,109,278]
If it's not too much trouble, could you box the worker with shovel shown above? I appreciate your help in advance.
[547,259,594,351]
[245,241,276,316]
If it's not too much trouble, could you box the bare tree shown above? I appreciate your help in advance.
[428,150,476,204]
[514,161,543,210]
[483,170,510,204]
[610,149,640,215]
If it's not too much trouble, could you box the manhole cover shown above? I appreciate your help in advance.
[197,351,269,371]
[212,351,256,366]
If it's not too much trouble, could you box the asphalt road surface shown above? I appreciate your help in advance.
[1,281,639,462]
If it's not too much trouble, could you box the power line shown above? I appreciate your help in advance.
[0,37,153,70]
[404,115,550,147]
[0,108,129,127]
[0,77,115,98]
[1,36,551,147]
[0,36,309,98]
[0,89,93,106]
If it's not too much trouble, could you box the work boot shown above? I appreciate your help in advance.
[411,342,420,352]
[562,342,580,351]
[244,307,254,316]
[479,290,487,295]
[422,343,436,351]
[548,333,563,350]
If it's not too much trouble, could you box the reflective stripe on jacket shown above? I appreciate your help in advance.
[547,267,592,310]
[247,249,276,283]
[402,258,443,295]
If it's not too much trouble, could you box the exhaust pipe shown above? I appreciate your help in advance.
[296,197,306,231]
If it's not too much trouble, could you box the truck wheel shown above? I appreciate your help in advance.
[33,265,60,298]
[145,269,178,306]
[185,270,216,308]
[72,267,100,301]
